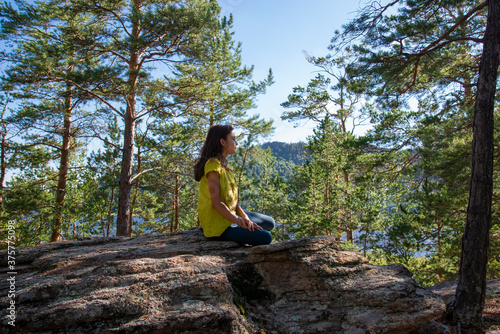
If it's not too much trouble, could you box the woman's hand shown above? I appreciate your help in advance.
[238,215,262,232]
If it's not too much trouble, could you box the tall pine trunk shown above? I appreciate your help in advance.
[451,0,500,329]
[50,81,73,242]
[116,108,136,236]
[116,1,140,236]
[107,185,116,237]
[174,171,180,231]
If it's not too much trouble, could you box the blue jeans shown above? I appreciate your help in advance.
[217,211,275,246]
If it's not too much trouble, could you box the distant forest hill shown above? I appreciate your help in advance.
[261,141,308,166]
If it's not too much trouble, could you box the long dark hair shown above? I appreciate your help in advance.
[194,124,234,181]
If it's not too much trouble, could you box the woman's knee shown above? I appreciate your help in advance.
[258,216,275,231]
[254,230,273,245]
[246,211,275,231]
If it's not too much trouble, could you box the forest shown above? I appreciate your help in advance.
[0,0,499,330]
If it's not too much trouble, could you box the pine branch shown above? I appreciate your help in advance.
[130,167,162,182]
[66,79,124,118]
[418,1,487,56]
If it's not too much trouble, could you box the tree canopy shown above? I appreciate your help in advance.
[0,1,499,330]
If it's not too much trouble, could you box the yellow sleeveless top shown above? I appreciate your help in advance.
[198,159,238,237]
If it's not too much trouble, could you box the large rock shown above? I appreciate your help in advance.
[0,229,445,333]
[428,278,500,304]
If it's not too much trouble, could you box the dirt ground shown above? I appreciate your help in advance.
[483,294,500,333]
[428,279,500,333]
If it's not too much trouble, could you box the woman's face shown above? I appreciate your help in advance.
[221,130,238,156]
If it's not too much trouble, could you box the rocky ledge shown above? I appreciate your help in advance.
[0,229,446,333]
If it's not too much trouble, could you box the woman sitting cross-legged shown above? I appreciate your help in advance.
[193,124,275,246]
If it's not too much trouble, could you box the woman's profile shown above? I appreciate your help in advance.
[194,124,275,246]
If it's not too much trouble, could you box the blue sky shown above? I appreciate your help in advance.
[218,0,362,142]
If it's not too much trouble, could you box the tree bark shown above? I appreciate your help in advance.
[451,0,500,329]
[174,171,180,231]
[50,81,73,242]
[343,171,353,242]
[106,185,115,238]
[171,171,180,233]
[129,147,141,237]
[116,0,140,236]
[116,109,136,236]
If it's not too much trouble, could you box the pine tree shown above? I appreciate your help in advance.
[452,0,500,328]
[0,0,102,241]
[0,92,14,214]
[282,52,366,132]
[281,54,366,241]
[330,0,498,328]
[86,116,123,237]
[64,0,223,236]
[166,14,274,146]
[141,121,199,234]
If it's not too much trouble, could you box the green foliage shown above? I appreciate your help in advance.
[326,0,499,290]
[2,168,55,245]
[366,250,448,287]
[0,0,274,242]
[1,0,498,294]
[166,11,274,137]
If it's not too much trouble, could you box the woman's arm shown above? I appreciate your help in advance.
[207,171,248,228]
[236,205,248,220]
